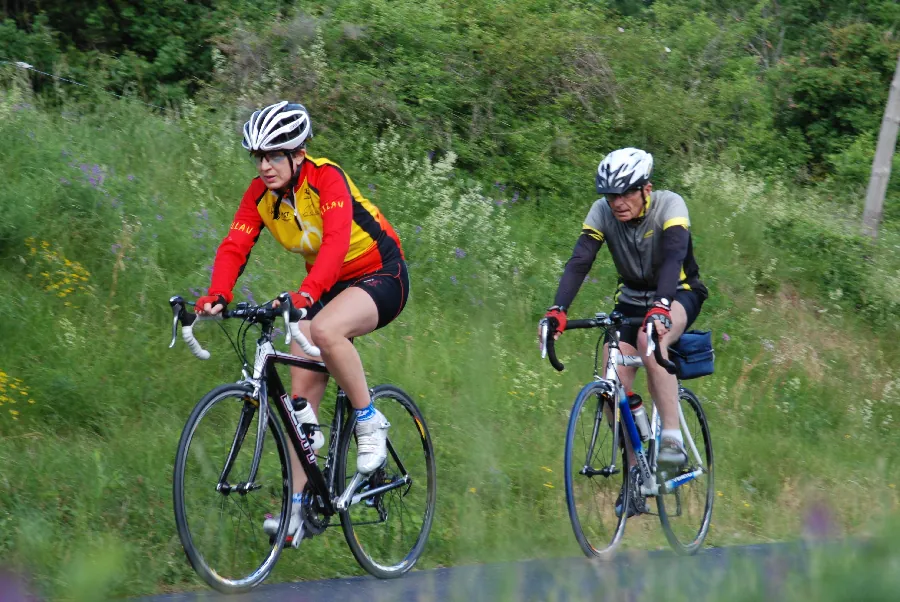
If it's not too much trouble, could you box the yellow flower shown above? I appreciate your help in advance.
[540,466,553,473]
[543,483,554,489]
[468,487,477,494]
[717,491,723,497]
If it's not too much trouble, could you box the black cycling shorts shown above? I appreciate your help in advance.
[305,260,409,330]
[605,289,704,349]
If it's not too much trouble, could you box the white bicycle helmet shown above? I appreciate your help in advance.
[595,147,653,194]
[242,101,313,152]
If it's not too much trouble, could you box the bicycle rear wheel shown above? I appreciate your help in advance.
[336,384,437,578]
[173,384,291,593]
[656,387,714,555]
[564,381,629,558]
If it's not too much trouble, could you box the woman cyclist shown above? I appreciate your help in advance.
[196,101,408,542]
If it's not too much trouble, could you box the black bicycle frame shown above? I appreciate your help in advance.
[259,348,347,516]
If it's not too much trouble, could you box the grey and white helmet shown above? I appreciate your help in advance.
[242,101,313,152]
[595,147,653,195]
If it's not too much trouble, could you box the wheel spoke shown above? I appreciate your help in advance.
[173,387,290,593]
[337,386,436,578]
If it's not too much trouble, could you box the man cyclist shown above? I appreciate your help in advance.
[195,101,409,542]
[541,147,708,514]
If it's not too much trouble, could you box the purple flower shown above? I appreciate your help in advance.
[803,500,836,540]
[511,191,519,203]
[88,176,99,187]
[513,267,519,276]
[450,275,458,285]
[156,214,164,221]
[368,183,376,192]
[111,198,121,208]
[61,149,70,157]
[59,177,70,186]
[127,174,135,181]
[583,275,590,283]
[591,277,599,283]
[240,285,257,306]
[110,243,122,254]
[189,287,203,297]
[204,264,213,274]
[454,248,466,259]
[0,570,37,602]
[198,208,208,220]
[722,333,731,342]
[427,150,435,161]
[414,225,422,234]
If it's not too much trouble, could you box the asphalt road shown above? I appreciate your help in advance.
[139,542,808,602]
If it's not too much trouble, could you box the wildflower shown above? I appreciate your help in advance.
[454,248,466,259]
[189,287,203,297]
[511,191,519,203]
[617,27,625,33]
[110,244,122,254]
[59,177,70,186]
[543,483,554,489]
[722,333,731,342]
[368,183,376,192]
[450,275,457,285]
[468,488,477,494]
[717,491,723,497]
[414,225,422,234]
[240,285,257,306]
[156,214,164,221]
[127,174,135,181]
[540,466,553,473]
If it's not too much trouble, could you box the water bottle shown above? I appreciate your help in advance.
[628,391,651,443]
[291,396,324,450]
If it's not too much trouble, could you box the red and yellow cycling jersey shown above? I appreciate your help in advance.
[209,155,404,303]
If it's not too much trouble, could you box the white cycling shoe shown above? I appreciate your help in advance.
[355,408,390,474]
[263,506,305,545]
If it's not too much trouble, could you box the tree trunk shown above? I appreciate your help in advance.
[863,52,900,239]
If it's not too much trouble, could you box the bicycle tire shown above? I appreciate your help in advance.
[173,384,292,593]
[564,381,630,558]
[656,387,714,555]
[336,384,437,578]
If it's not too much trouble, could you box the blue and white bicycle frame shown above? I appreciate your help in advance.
[543,312,708,497]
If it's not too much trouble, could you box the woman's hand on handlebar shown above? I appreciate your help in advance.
[196,294,227,316]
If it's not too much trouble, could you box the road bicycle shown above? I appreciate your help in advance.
[167,293,437,593]
[540,311,714,558]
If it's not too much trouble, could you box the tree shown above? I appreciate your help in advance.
[863,52,900,239]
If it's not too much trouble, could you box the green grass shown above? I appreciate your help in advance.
[0,87,898,600]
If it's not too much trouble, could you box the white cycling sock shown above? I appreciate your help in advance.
[661,428,683,443]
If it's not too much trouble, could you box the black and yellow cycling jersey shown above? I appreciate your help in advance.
[554,190,707,309]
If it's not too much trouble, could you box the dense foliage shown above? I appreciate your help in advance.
[3,0,899,199]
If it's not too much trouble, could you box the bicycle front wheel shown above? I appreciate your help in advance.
[656,387,714,555]
[564,381,629,558]
[173,384,291,593]
[336,385,437,578]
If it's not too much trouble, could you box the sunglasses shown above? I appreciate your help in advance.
[250,151,290,167]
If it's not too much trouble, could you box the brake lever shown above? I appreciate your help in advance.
[539,319,549,359]
[169,295,186,348]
